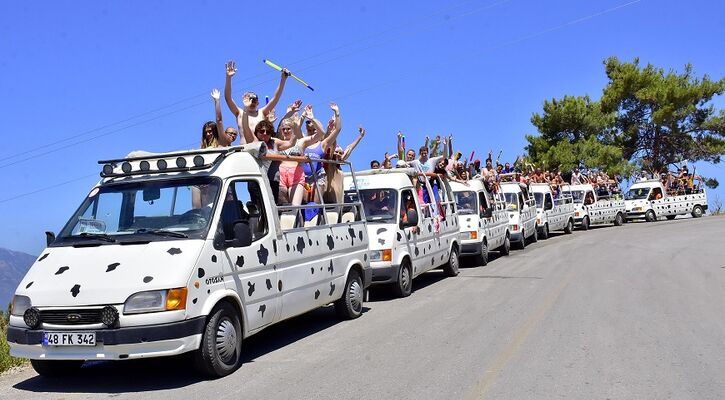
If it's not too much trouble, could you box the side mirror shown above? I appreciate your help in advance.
[142,187,161,202]
[45,231,56,247]
[232,221,253,248]
[482,209,493,218]
[401,209,419,228]
[213,226,226,250]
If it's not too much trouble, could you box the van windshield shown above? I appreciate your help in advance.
[356,189,398,223]
[533,192,544,208]
[54,177,221,246]
[571,190,585,204]
[503,192,519,210]
[625,187,650,200]
[454,191,477,215]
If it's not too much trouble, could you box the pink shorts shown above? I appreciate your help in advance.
[279,165,304,188]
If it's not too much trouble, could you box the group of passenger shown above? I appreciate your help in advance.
[654,166,702,195]
[199,61,365,208]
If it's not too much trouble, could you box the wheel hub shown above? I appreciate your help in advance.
[216,318,238,363]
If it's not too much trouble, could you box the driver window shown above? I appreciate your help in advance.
[650,187,663,200]
[400,189,417,224]
[220,180,268,242]
[544,194,553,210]
[479,192,489,217]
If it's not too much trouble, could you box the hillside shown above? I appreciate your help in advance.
[0,248,36,310]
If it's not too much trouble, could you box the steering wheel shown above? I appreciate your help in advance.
[179,208,209,226]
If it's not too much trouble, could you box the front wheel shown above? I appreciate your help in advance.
[335,269,364,318]
[443,246,460,277]
[499,235,511,256]
[645,210,656,222]
[530,226,538,243]
[478,240,489,266]
[30,359,84,377]
[392,260,412,298]
[691,205,703,218]
[564,219,574,234]
[539,224,549,240]
[516,230,526,249]
[614,213,624,226]
[194,302,242,377]
[581,217,590,231]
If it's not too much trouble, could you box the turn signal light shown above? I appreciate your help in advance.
[382,249,392,262]
[512,224,519,231]
[166,288,188,311]
[469,231,478,240]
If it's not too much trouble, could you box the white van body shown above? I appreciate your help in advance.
[530,183,576,239]
[624,180,708,221]
[500,182,538,249]
[450,180,510,264]
[563,183,626,229]
[7,144,371,377]
[343,169,460,297]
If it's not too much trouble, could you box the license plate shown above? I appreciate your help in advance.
[43,332,96,347]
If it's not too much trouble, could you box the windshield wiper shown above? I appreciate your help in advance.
[77,232,116,242]
[135,228,188,238]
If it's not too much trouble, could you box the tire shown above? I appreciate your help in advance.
[564,219,573,234]
[539,223,549,240]
[665,215,676,220]
[443,246,460,277]
[691,205,703,218]
[499,234,511,256]
[30,359,84,377]
[392,260,413,298]
[531,226,538,243]
[614,213,624,226]
[479,240,489,266]
[194,302,242,377]
[335,269,364,318]
[516,230,526,249]
[645,210,656,222]
[580,216,590,231]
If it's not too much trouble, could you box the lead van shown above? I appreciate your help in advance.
[450,179,510,265]
[7,144,371,377]
[500,182,538,249]
[343,169,460,297]
[624,179,708,221]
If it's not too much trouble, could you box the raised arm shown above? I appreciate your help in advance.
[447,135,454,158]
[441,136,449,160]
[277,100,302,131]
[223,61,241,117]
[211,88,225,137]
[240,110,256,144]
[430,135,441,157]
[262,68,289,116]
[322,102,342,150]
[342,126,366,161]
[397,131,404,158]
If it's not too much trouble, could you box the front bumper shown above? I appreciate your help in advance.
[7,317,205,360]
[626,211,645,219]
[460,240,482,256]
[362,266,373,289]
[369,263,400,286]
[510,231,523,243]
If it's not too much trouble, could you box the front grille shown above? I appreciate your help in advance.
[39,309,103,325]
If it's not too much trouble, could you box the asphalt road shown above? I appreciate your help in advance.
[2,216,725,400]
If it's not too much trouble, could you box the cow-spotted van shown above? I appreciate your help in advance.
[7,143,371,377]
[343,168,460,297]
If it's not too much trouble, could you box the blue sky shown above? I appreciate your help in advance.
[1,0,723,256]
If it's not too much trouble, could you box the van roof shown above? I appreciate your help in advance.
[343,171,415,191]
[450,179,485,192]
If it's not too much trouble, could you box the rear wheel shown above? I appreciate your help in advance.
[392,260,413,297]
[691,205,703,218]
[665,215,676,220]
[564,219,574,234]
[499,234,511,256]
[539,223,549,240]
[614,213,624,226]
[335,269,364,318]
[30,360,84,377]
[194,302,242,377]
[443,246,460,277]
[581,216,590,231]
[645,210,656,222]
[517,230,526,249]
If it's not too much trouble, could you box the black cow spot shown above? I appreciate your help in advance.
[106,262,120,272]
[328,260,334,275]
[198,268,205,279]
[428,244,432,250]
[286,243,290,252]
[266,279,273,290]
[247,282,256,296]
[316,240,320,246]
[236,256,244,268]
[378,238,385,245]
[327,235,335,250]
[427,224,432,233]
[297,237,306,254]
[38,253,49,262]
[192,298,198,304]
[308,238,313,246]
[257,244,269,265]
[258,304,266,318]
[278,280,283,291]
[329,282,336,296]
[407,232,412,240]
[364,254,368,261]
[25,281,34,289]
[310,267,315,274]
[314,290,320,299]
[376,228,388,235]
[55,266,70,275]
[415,247,420,256]
[143,276,153,283]
[207,289,211,294]
[348,227,356,245]
[397,232,402,242]
[70,284,80,297]
[358,231,363,241]
[273,240,277,255]
[167,247,182,255]
[441,254,445,261]
[431,257,435,266]
[211,255,217,263]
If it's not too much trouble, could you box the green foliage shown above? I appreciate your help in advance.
[0,305,26,373]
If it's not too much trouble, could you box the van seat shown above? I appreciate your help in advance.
[341,212,355,223]
[326,211,339,224]
[304,215,319,227]
[280,214,296,231]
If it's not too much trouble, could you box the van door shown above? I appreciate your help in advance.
[219,179,279,332]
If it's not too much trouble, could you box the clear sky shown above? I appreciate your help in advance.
[1,0,723,256]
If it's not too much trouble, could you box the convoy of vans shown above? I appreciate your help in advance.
[624,179,708,221]
[5,145,712,378]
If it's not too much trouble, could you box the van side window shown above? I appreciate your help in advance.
[400,189,417,223]
[220,180,268,243]
[479,192,489,217]
[544,194,553,210]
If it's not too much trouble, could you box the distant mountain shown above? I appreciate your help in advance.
[0,247,37,311]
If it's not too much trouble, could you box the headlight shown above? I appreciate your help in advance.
[369,249,392,262]
[575,212,580,217]
[632,207,642,211]
[468,231,478,240]
[123,288,187,314]
[11,295,31,316]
